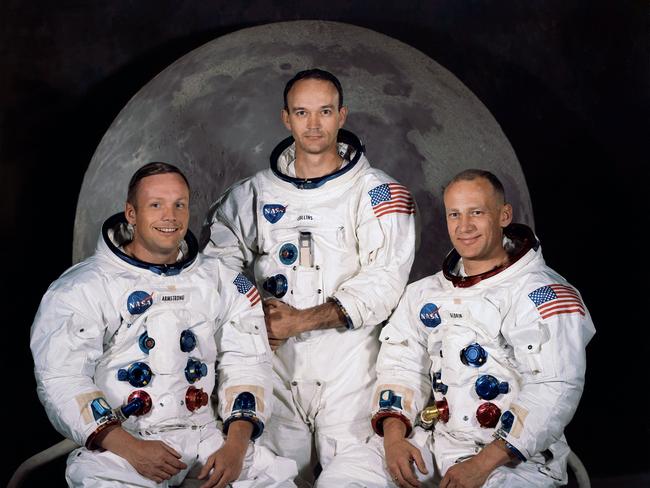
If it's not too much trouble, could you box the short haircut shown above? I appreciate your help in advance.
[283,68,344,110]
[445,169,506,203]
[126,162,190,206]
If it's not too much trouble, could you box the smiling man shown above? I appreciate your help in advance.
[122,169,190,263]
[369,169,595,488]
[30,162,297,488]
[203,69,417,486]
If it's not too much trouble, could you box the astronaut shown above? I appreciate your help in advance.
[203,69,417,485]
[370,169,595,488]
[30,162,297,488]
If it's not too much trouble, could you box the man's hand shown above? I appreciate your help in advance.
[198,421,253,488]
[440,439,515,488]
[97,427,187,483]
[439,456,492,488]
[263,300,301,350]
[197,444,247,488]
[263,299,348,350]
[383,418,428,488]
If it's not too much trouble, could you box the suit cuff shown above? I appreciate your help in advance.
[330,292,359,329]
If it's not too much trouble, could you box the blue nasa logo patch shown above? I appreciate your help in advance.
[419,303,441,328]
[279,243,298,265]
[263,204,286,224]
[127,290,153,315]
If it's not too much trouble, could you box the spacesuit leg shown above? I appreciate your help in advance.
[433,433,563,488]
[66,428,201,487]
[312,433,387,488]
[431,432,479,477]
[66,445,168,488]
[237,443,299,488]
[482,464,561,488]
[315,426,438,488]
[67,428,203,488]
[177,422,298,488]
[483,440,568,488]
[312,366,437,488]
[258,412,314,486]
[257,366,317,486]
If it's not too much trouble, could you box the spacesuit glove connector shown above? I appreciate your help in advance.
[223,391,264,440]
[84,396,121,450]
[371,389,413,437]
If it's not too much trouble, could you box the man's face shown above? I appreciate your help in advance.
[444,177,512,267]
[281,78,347,156]
[125,172,190,264]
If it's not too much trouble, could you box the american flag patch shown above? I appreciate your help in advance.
[528,284,585,319]
[368,183,415,218]
[233,274,261,307]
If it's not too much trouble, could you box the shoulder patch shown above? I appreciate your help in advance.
[262,204,286,224]
[233,274,261,307]
[419,303,442,328]
[528,283,585,319]
[368,183,415,218]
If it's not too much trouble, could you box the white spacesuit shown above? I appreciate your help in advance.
[204,129,416,484]
[30,213,297,487]
[371,224,595,487]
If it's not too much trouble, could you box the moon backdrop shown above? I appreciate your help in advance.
[74,20,533,280]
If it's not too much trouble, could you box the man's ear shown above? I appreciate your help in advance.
[125,202,137,225]
[338,106,348,128]
[500,203,513,228]
[281,109,291,131]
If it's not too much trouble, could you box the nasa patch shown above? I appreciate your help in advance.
[263,204,286,224]
[127,290,153,315]
[419,303,441,328]
[279,243,298,265]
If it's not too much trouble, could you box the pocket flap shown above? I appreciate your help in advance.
[379,322,408,345]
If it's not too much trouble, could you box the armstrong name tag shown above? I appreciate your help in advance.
[125,287,190,315]
[160,294,186,302]
[156,291,189,308]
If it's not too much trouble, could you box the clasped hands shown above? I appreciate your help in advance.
[263,299,304,350]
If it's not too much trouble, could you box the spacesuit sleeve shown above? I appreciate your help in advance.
[203,179,258,272]
[495,279,596,460]
[371,288,432,436]
[332,180,417,329]
[214,265,272,440]
[30,288,118,448]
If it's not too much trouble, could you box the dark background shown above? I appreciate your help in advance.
[2,1,647,486]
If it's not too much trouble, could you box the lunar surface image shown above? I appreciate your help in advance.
[74,20,533,280]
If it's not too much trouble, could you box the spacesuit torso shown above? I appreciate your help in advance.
[31,213,272,449]
[205,129,416,389]
[372,224,595,483]
[204,129,416,476]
